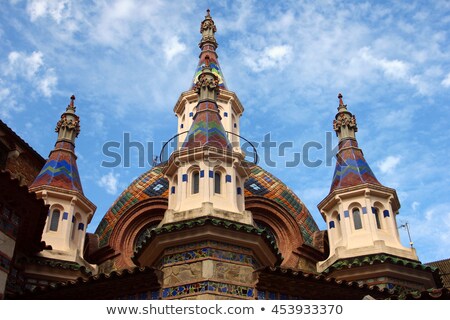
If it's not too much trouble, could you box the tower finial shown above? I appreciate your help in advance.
[191,10,227,90]
[338,93,344,105]
[333,93,357,140]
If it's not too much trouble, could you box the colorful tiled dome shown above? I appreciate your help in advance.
[95,163,319,248]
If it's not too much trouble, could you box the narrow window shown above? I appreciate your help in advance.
[353,208,362,230]
[192,171,199,194]
[374,208,382,229]
[214,172,221,194]
[71,216,77,240]
[50,209,60,231]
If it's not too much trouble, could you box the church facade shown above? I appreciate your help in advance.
[0,11,447,300]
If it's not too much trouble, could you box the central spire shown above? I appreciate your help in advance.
[183,53,231,149]
[191,9,227,90]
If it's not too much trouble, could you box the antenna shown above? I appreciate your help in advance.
[398,222,414,248]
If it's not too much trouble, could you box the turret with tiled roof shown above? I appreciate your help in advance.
[330,93,380,192]
[315,93,438,292]
[31,95,83,193]
[30,96,96,273]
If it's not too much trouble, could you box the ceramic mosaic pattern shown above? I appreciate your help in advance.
[244,164,319,244]
[162,281,254,298]
[192,56,227,89]
[330,138,381,192]
[30,141,83,192]
[182,101,231,149]
[161,247,258,267]
[95,166,169,247]
[96,164,319,247]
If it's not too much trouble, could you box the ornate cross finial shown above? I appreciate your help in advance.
[70,95,76,106]
[206,9,211,17]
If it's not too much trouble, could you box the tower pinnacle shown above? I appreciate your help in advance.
[333,93,357,141]
[192,9,227,89]
[31,95,83,193]
[329,93,379,192]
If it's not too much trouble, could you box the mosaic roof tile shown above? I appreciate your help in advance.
[244,163,320,245]
[30,141,83,193]
[96,164,319,248]
[95,166,169,247]
[182,101,231,149]
[330,138,381,192]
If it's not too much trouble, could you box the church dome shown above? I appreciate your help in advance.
[95,163,319,250]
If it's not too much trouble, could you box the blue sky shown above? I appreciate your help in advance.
[1,0,449,263]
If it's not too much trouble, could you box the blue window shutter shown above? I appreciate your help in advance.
[362,207,367,214]
[200,170,204,178]
[329,221,335,229]
[383,210,390,217]
[78,223,85,231]
[189,112,193,117]
[209,170,214,178]
[224,112,228,117]
[171,186,175,194]
[237,187,242,195]
[62,212,69,220]
[182,174,188,182]
[344,210,349,218]
[226,175,232,182]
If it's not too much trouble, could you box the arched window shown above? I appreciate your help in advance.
[214,172,221,194]
[192,171,200,194]
[352,208,362,230]
[49,209,60,231]
[71,215,77,239]
[374,208,382,229]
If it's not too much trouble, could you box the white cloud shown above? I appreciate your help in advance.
[7,51,44,79]
[359,47,410,80]
[38,68,57,97]
[245,45,292,72]
[0,85,23,118]
[26,0,71,24]
[377,155,401,174]
[163,36,186,62]
[442,73,450,87]
[3,50,58,97]
[97,172,120,195]
[411,201,420,212]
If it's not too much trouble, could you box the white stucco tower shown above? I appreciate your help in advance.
[30,96,96,268]
[316,94,437,290]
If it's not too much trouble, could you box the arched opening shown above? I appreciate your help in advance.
[49,209,60,232]
[331,211,342,239]
[71,215,77,240]
[352,208,362,230]
[192,171,200,194]
[214,171,221,194]
[374,207,382,229]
